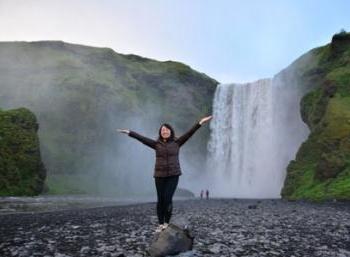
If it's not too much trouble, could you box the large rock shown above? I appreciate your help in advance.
[148,223,194,257]
[0,107,47,195]
[175,188,195,198]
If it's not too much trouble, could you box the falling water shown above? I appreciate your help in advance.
[206,78,309,198]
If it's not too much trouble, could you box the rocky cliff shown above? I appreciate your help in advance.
[0,107,46,195]
[281,31,350,200]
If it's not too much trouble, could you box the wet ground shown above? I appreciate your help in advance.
[0,198,349,257]
[0,195,155,214]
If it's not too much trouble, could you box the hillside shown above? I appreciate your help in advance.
[0,41,218,195]
[281,31,350,200]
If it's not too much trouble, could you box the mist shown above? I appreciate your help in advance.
[0,41,209,198]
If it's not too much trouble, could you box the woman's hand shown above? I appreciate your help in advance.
[199,115,213,125]
[117,128,130,134]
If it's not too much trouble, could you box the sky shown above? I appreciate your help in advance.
[0,0,349,83]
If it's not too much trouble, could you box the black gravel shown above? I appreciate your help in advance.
[0,199,350,257]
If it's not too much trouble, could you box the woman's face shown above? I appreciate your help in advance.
[160,126,171,139]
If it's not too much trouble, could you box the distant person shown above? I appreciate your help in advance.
[200,190,204,199]
[117,115,212,233]
[206,189,209,200]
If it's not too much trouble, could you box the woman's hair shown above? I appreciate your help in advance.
[158,123,176,141]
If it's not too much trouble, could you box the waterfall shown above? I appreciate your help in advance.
[206,78,309,198]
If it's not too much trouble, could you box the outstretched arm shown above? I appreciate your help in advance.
[128,131,157,149]
[175,121,202,147]
[117,128,156,149]
[175,115,213,147]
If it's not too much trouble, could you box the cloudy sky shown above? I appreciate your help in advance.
[0,0,349,83]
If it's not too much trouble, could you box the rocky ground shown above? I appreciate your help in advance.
[0,198,349,257]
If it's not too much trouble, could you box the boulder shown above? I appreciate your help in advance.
[0,107,47,196]
[148,223,194,257]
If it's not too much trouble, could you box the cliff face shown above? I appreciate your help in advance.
[0,41,218,195]
[0,108,46,196]
[281,32,350,200]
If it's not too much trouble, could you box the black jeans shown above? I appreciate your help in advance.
[154,175,179,224]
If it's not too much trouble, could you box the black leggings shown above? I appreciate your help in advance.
[154,175,179,224]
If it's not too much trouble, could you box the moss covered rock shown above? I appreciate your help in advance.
[281,31,350,201]
[0,107,47,196]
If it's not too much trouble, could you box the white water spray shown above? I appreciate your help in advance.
[206,78,309,198]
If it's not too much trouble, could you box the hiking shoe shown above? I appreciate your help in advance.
[155,224,164,233]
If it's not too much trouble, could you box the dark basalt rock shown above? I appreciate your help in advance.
[148,223,194,257]
[331,30,350,54]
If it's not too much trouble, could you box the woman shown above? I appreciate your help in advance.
[117,115,212,232]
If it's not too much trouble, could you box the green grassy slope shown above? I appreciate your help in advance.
[281,31,350,201]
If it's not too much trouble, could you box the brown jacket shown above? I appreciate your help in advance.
[128,121,202,177]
